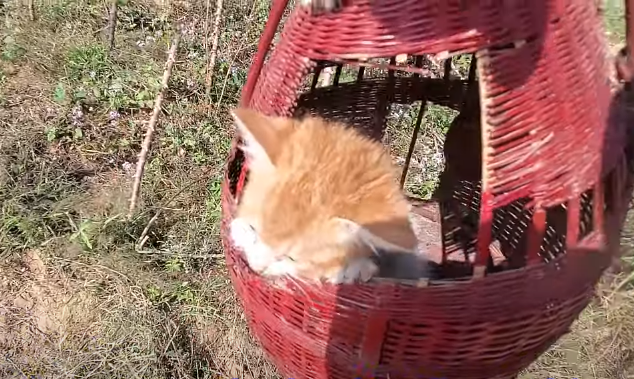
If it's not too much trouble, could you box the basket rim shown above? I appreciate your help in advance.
[221,159,609,292]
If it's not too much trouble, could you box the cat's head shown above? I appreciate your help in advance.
[231,107,418,283]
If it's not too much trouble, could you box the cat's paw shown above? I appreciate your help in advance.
[326,258,378,285]
[299,0,343,14]
[230,218,275,273]
[263,258,298,278]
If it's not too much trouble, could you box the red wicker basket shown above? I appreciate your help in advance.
[221,1,634,378]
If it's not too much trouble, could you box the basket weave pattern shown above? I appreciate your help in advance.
[220,1,633,378]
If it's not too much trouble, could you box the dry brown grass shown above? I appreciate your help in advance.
[521,278,634,379]
[0,0,632,377]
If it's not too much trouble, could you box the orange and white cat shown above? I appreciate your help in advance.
[229,107,429,284]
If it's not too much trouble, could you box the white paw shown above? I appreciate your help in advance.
[230,218,276,273]
[325,258,378,285]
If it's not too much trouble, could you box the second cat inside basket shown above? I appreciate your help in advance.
[229,107,432,284]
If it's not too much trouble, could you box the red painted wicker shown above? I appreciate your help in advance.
[221,1,634,378]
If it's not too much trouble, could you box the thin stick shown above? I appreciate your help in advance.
[128,29,182,218]
[135,168,214,249]
[28,0,35,21]
[137,211,161,249]
[107,0,118,51]
[204,0,211,52]
[211,0,257,118]
[204,0,224,99]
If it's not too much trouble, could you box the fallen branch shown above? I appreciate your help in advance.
[106,0,118,51]
[128,28,182,218]
[204,0,224,98]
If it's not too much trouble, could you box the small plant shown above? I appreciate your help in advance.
[145,282,197,305]
[65,45,111,82]
[69,217,98,251]
[45,126,60,142]
[146,284,164,304]
[1,36,26,62]
[423,104,457,135]
[205,178,223,224]
[174,282,196,303]
[67,214,122,252]
[41,0,88,23]
[165,257,184,272]
[1,212,44,249]
[53,82,67,103]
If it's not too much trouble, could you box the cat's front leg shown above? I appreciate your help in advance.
[325,258,379,285]
[230,218,277,273]
[299,0,343,14]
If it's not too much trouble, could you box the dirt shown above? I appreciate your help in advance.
[408,198,508,280]
[408,200,444,263]
[0,250,96,366]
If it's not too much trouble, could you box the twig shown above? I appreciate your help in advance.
[28,0,34,21]
[106,0,118,51]
[137,211,161,249]
[54,256,132,283]
[204,0,224,99]
[136,167,215,249]
[211,0,258,118]
[128,28,182,218]
[204,0,211,52]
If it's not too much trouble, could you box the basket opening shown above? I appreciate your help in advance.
[282,53,605,282]
[227,45,611,283]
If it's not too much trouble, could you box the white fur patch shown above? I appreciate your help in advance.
[263,259,298,277]
[231,218,383,284]
[230,218,277,273]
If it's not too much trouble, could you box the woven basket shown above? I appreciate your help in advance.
[220,1,634,378]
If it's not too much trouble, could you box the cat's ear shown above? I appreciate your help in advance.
[231,107,294,166]
[334,217,418,253]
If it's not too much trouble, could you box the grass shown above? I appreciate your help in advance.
[603,0,626,47]
[0,0,632,378]
[0,0,270,377]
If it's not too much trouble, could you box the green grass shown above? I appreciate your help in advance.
[0,0,264,377]
[603,0,626,45]
[0,0,632,378]
[386,102,457,199]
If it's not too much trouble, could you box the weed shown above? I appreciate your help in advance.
[65,45,111,82]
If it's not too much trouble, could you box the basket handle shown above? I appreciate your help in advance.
[240,0,290,106]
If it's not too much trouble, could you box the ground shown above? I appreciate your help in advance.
[0,0,632,378]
